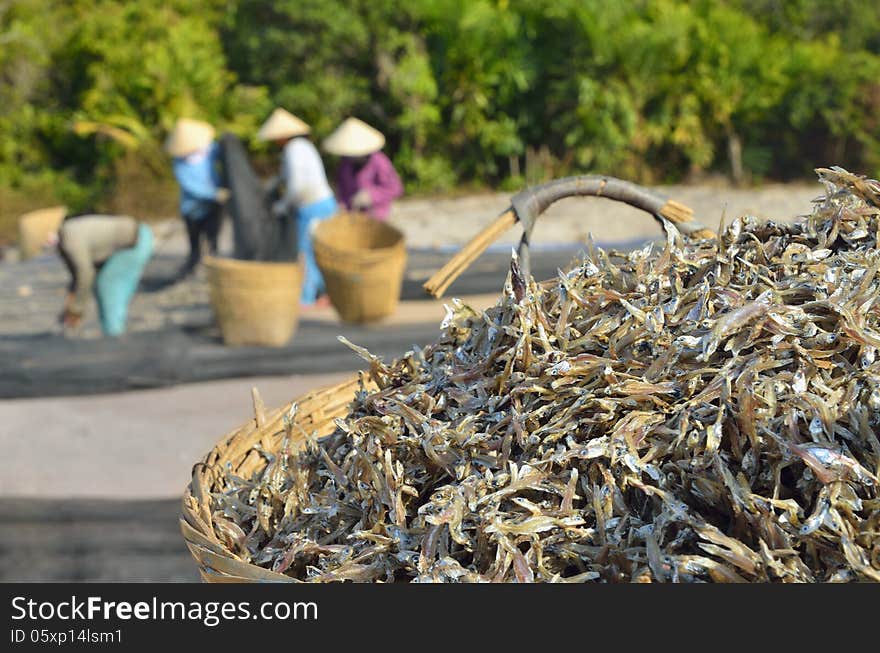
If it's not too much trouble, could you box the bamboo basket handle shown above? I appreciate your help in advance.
[423,174,715,298]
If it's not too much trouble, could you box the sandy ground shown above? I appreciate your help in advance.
[0,371,353,499]
[1,181,826,500]
[384,180,823,250]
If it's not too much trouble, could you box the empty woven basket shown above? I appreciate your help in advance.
[313,212,407,324]
[204,256,303,347]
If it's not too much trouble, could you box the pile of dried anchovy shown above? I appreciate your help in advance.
[213,167,880,582]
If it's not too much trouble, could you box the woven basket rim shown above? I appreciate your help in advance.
[19,205,67,222]
[313,212,405,254]
[204,255,303,270]
[180,374,371,582]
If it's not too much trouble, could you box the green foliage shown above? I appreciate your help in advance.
[734,0,880,53]
[2,0,880,233]
[1,0,267,219]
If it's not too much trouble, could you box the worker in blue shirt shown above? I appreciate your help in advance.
[166,118,229,279]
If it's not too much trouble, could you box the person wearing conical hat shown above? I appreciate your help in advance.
[323,117,402,222]
[54,212,154,337]
[165,118,228,280]
[258,107,337,307]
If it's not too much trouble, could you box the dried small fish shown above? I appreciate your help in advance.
[211,167,880,583]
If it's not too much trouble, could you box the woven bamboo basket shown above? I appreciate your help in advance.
[181,375,364,582]
[18,206,67,260]
[312,212,407,324]
[181,175,711,582]
[204,256,304,347]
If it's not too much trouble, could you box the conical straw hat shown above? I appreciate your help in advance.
[18,206,67,260]
[257,108,310,141]
[322,117,385,157]
[164,118,215,157]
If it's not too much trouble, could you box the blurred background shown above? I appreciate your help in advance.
[2,0,879,232]
[1,0,878,581]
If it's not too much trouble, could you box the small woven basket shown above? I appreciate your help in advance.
[313,212,407,324]
[18,206,67,260]
[180,375,365,582]
[204,256,303,347]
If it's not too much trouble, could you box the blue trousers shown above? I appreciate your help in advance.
[296,196,338,304]
[95,224,154,336]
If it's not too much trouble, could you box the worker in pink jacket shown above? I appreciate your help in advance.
[323,118,403,221]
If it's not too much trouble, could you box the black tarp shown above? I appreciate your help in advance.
[0,498,197,581]
[0,321,442,398]
[1,246,596,398]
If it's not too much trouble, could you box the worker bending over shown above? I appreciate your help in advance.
[56,213,154,336]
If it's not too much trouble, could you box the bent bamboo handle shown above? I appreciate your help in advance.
[423,175,715,298]
[422,210,517,298]
[511,176,692,234]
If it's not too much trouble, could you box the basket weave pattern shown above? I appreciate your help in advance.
[313,212,407,324]
[180,375,365,582]
[204,256,303,347]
